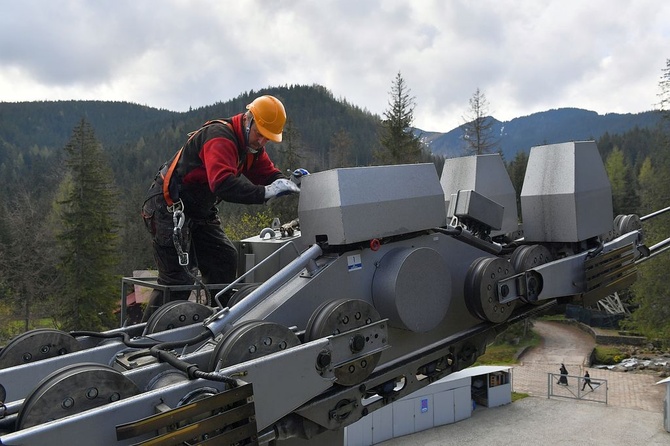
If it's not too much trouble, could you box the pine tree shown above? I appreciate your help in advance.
[375,71,423,165]
[605,146,638,215]
[329,129,354,168]
[265,117,303,226]
[628,154,670,338]
[275,117,305,172]
[461,88,498,155]
[0,190,60,333]
[54,119,121,331]
[506,150,529,221]
[626,61,670,338]
[658,58,670,126]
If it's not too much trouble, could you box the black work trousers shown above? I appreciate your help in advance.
[141,193,238,322]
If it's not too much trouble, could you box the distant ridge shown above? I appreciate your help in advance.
[0,87,661,165]
[422,108,661,160]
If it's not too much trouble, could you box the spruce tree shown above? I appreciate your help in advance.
[628,153,670,338]
[0,190,60,333]
[626,60,670,338]
[329,129,354,168]
[461,88,498,155]
[376,71,423,165]
[506,150,529,221]
[605,146,638,215]
[54,119,120,331]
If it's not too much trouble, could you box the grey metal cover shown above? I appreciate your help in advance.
[520,141,613,242]
[440,154,519,236]
[447,189,504,231]
[298,164,447,246]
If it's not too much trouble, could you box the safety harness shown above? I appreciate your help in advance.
[160,119,255,269]
[162,120,225,210]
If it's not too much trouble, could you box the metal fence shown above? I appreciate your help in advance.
[548,373,608,404]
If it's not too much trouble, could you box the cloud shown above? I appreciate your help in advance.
[0,0,668,131]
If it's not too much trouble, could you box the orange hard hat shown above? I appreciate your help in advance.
[246,95,286,142]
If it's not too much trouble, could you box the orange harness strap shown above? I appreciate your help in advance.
[161,120,243,208]
[162,147,183,208]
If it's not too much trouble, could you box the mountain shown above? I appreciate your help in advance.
[0,100,177,150]
[0,86,662,185]
[424,108,662,160]
[0,85,382,178]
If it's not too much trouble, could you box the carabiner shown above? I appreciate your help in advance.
[173,209,185,232]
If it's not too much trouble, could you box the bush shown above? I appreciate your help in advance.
[224,209,277,241]
[593,345,628,365]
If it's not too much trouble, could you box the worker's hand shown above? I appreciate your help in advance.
[264,178,300,201]
[290,168,310,186]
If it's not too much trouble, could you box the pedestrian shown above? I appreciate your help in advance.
[558,363,569,385]
[582,370,594,391]
[140,95,300,322]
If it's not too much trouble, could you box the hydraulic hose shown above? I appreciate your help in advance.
[73,329,238,385]
[148,329,237,385]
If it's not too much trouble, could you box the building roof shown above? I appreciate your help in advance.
[439,365,513,382]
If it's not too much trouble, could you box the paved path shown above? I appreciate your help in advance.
[514,320,664,413]
[521,319,594,367]
[379,319,669,445]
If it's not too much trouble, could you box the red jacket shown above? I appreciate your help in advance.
[168,113,284,217]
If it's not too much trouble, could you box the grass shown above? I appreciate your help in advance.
[512,392,529,402]
[474,329,541,365]
[539,313,567,321]
[474,343,520,365]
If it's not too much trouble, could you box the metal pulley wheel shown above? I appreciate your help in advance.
[615,214,642,236]
[464,257,517,323]
[510,244,553,271]
[0,329,81,370]
[510,244,553,304]
[16,363,140,430]
[225,283,261,308]
[143,300,214,335]
[208,320,301,372]
[305,298,382,386]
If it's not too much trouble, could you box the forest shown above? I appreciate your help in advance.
[0,81,669,342]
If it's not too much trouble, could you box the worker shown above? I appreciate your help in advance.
[140,95,300,322]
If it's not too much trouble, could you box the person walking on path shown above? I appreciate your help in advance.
[582,371,594,391]
[558,363,569,385]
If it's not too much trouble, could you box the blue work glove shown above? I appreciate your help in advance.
[264,178,300,201]
[290,168,310,186]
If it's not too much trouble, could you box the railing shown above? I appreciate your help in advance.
[119,239,305,327]
[548,372,608,404]
[119,277,226,326]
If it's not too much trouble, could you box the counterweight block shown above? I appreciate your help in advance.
[372,247,452,333]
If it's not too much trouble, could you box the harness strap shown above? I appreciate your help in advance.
[161,120,239,208]
[162,147,183,207]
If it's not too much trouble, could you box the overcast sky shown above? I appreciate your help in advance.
[1,0,668,132]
